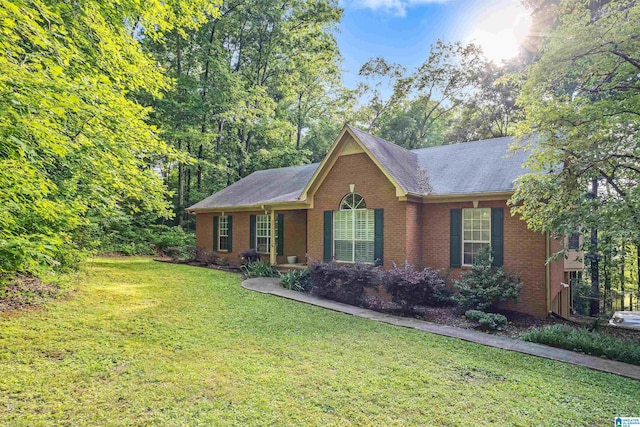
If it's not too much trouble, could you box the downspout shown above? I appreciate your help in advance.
[545,231,551,315]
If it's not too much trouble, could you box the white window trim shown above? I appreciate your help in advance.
[333,206,375,264]
[462,208,491,267]
[255,215,278,254]
[218,216,229,252]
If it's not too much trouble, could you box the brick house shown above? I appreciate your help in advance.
[188,125,574,318]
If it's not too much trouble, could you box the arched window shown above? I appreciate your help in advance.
[340,193,366,210]
[334,193,374,263]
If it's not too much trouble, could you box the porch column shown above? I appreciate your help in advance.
[270,209,276,265]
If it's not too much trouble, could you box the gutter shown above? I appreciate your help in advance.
[545,231,551,315]
[186,200,311,214]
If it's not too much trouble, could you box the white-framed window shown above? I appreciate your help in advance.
[568,231,580,251]
[256,215,278,253]
[334,193,374,263]
[219,216,229,251]
[462,208,491,265]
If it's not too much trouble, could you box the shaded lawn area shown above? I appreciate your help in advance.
[1,258,638,426]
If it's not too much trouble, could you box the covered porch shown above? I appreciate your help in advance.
[254,208,307,267]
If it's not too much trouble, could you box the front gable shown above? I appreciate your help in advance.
[300,125,409,204]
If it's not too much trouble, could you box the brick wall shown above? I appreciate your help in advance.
[195,213,214,251]
[194,210,307,266]
[422,200,554,317]
[405,202,423,267]
[306,153,407,268]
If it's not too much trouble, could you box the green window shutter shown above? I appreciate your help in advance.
[249,215,256,249]
[374,209,384,266]
[450,209,462,268]
[227,216,233,252]
[213,216,219,252]
[277,214,284,256]
[491,207,504,267]
[323,211,332,262]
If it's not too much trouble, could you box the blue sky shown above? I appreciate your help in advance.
[336,0,531,89]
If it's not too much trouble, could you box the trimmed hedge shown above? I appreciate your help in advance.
[521,324,640,366]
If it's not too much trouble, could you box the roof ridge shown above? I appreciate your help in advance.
[346,124,414,154]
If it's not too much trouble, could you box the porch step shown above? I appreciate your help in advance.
[274,263,308,274]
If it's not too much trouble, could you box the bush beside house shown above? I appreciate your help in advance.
[522,324,640,366]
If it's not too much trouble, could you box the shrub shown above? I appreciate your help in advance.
[196,249,218,265]
[454,249,521,311]
[151,226,194,254]
[465,310,508,331]
[242,260,278,278]
[164,246,187,262]
[280,269,313,292]
[381,261,449,313]
[521,324,640,366]
[308,260,379,306]
[571,279,591,316]
[240,248,261,263]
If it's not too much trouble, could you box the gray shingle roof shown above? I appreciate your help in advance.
[346,125,426,194]
[413,135,534,195]
[188,127,533,210]
[187,163,319,210]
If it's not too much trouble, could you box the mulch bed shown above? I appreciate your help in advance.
[0,275,62,312]
[408,306,561,339]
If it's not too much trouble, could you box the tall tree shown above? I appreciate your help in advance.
[510,0,640,313]
[0,0,220,277]
[142,0,342,220]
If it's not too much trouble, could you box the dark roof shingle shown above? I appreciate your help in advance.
[188,127,533,210]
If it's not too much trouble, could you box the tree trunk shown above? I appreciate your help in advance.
[620,249,626,311]
[196,144,203,190]
[637,243,640,309]
[186,141,191,208]
[603,248,611,312]
[589,178,600,316]
[296,93,303,149]
[177,139,184,226]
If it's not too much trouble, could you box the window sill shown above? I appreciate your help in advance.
[333,260,375,265]
[217,250,229,253]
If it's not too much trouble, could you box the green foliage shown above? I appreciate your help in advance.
[464,310,508,331]
[572,279,592,316]
[356,41,492,148]
[164,246,196,263]
[0,0,219,279]
[86,211,194,256]
[141,0,343,223]
[522,324,640,366]
[280,269,314,293]
[242,261,278,278]
[454,249,522,311]
[511,1,640,247]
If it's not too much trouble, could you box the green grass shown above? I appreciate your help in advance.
[0,257,638,426]
[522,324,640,365]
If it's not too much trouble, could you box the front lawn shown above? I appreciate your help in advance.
[0,258,638,426]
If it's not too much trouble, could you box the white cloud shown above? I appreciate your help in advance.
[344,0,448,17]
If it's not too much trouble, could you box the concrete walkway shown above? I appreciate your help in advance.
[242,277,640,381]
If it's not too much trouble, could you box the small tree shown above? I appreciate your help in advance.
[454,249,521,311]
